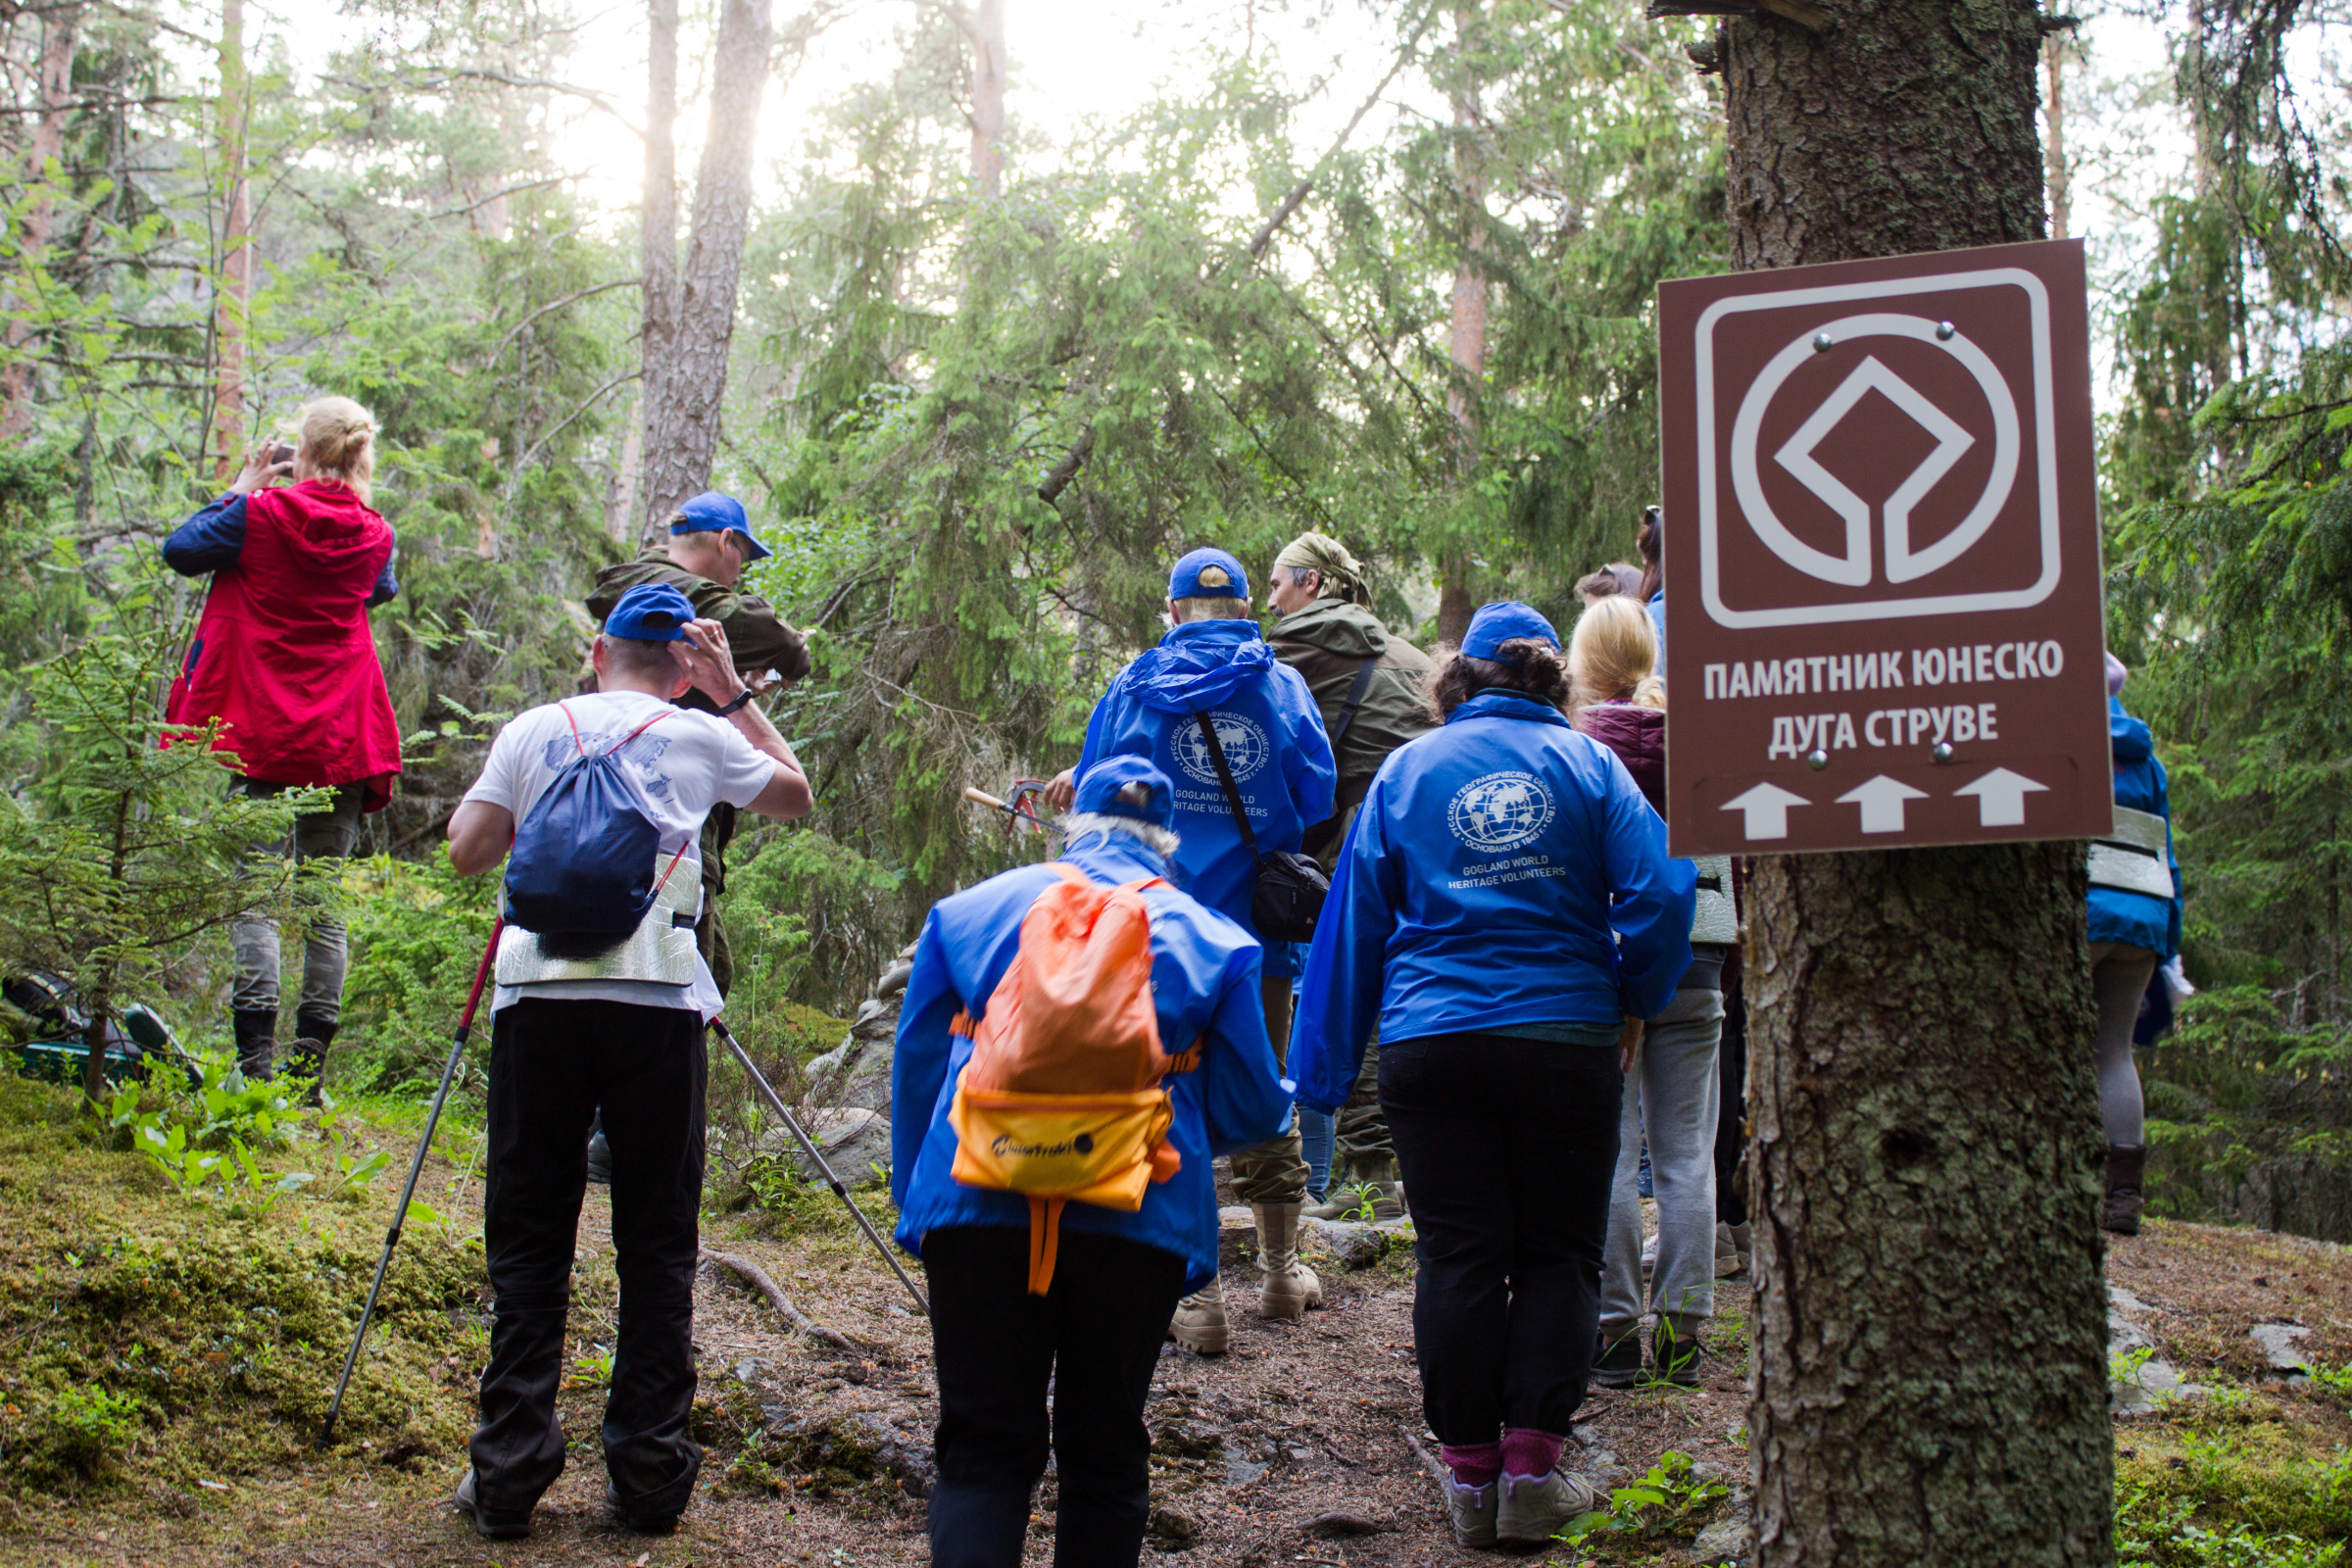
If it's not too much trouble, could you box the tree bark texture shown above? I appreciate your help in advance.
[966,0,1005,198]
[1440,0,1485,649]
[1724,2,2113,1563]
[640,0,772,540]
[0,5,80,441]
[2043,34,2070,242]
[637,0,682,544]
[211,0,250,481]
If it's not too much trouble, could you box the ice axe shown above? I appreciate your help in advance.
[320,917,503,1448]
[962,781,1052,839]
[709,1016,929,1316]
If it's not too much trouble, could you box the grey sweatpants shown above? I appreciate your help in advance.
[1601,986,1725,1336]
[2089,941,2159,1148]
[231,782,365,1023]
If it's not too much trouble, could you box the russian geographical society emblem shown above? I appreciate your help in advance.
[1173,711,1273,787]
[1447,771,1555,854]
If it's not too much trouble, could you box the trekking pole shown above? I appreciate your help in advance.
[319,918,504,1448]
[709,1017,929,1315]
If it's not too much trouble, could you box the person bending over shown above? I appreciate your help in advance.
[441,584,811,1541]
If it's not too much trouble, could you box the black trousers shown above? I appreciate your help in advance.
[1381,1031,1622,1444]
[924,1225,1188,1568]
[470,999,708,1519]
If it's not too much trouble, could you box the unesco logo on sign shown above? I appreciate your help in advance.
[1694,268,2064,629]
[1172,712,1272,787]
[1447,771,1555,855]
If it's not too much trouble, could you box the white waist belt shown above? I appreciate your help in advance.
[1689,854,1740,946]
[497,856,704,987]
[2087,807,2174,901]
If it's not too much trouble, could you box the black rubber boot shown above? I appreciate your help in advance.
[283,1013,337,1101]
[2104,1144,2147,1236]
[231,1008,276,1081]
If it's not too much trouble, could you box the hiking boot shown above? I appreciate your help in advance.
[2104,1144,2147,1236]
[283,1039,328,1105]
[1591,1325,1643,1390]
[1437,1473,1498,1548]
[1653,1319,1706,1389]
[453,1469,530,1541]
[1365,1182,1406,1223]
[231,1007,276,1082]
[1167,1276,1230,1353]
[1496,1465,1606,1543]
[1728,1220,1751,1273]
[1715,1220,1743,1278]
[605,1483,680,1535]
[1302,1188,1362,1221]
[1252,1201,1323,1319]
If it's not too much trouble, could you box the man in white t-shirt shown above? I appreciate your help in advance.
[442,582,811,1542]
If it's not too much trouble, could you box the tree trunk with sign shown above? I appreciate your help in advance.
[1715,1,2113,1563]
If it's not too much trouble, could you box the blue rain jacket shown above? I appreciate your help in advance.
[1076,617,1338,941]
[2090,697,2181,959]
[1292,690,1696,1114]
[889,833,1295,1293]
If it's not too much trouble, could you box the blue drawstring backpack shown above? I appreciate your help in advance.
[504,704,683,954]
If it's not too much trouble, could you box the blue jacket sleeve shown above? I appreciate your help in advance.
[1197,946,1293,1156]
[1075,686,1121,776]
[162,493,248,576]
[368,535,400,608]
[1280,667,1339,829]
[889,912,961,1208]
[2156,757,2183,958]
[1601,760,1697,1019]
[1292,783,1398,1113]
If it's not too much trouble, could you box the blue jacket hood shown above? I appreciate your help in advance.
[2110,697,2154,762]
[887,837,1293,1294]
[1292,687,1695,1112]
[1121,617,1280,713]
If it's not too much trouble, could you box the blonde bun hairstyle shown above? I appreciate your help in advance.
[284,395,378,507]
[1569,594,1667,713]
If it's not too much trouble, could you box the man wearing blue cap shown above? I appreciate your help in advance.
[892,755,1292,1568]
[1042,546,1337,1349]
[442,582,813,1541]
[587,491,811,999]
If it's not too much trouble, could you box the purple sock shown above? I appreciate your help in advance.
[1500,1427,1563,1480]
[1442,1441,1502,1488]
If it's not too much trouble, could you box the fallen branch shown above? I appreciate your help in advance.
[1400,1423,1448,1483]
[701,1250,858,1350]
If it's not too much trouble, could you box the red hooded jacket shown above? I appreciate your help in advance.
[164,481,403,808]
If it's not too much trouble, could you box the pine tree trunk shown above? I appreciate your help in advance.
[637,0,681,544]
[0,5,81,441]
[640,0,772,540]
[1722,3,2114,1562]
[1440,0,1486,648]
[211,0,249,483]
[967,0,1005,198]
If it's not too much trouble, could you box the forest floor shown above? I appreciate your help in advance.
[6,1083,2352,1568]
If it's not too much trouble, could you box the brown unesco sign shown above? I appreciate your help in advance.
[1656,240,2113,857]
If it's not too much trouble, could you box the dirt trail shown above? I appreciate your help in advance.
[5,1182,1759,1568]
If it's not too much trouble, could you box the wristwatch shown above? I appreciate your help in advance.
[715,687,757,716]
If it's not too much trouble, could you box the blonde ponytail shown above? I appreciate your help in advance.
[283,395,378,507]
[1568,595,1667,713]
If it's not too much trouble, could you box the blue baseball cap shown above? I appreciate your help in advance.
[671,490,773,562]
[604,582,698,642]
[1073,756,1175,828]
[1169,547,1250,601]
[1461,601,1561,661]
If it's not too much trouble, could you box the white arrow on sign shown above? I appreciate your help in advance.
[1836,774,1930,834]
[1721,782,1810,841]
[1953,766,2048,827]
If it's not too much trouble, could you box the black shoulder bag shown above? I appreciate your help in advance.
[1193,711,1331,942]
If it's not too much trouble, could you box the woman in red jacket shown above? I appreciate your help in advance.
[165,396,403,1083]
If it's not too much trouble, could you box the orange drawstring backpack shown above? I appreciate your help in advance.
[948,863,1187,1294]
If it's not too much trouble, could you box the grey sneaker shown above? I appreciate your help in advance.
[1496,1465,1605,1544]
[1440,1474,1499,1547]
